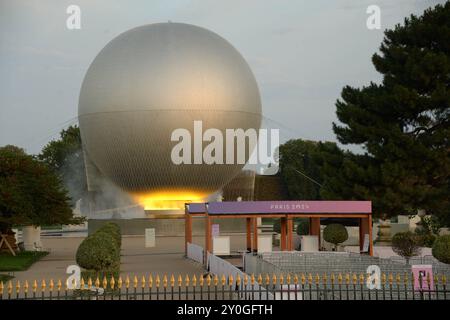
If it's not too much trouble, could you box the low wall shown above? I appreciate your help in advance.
[88,217,246,236]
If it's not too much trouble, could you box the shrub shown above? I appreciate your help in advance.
[391,232,421,263]
[432,235,450,264]
[273,220,281,234]
[323,224,348,250]
[76,232,120,271]
[97,223,121,248]
[296,219,309,236]
[417,233,437,248]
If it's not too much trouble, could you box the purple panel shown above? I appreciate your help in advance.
[207,201,371,214]
[186,203,206,213]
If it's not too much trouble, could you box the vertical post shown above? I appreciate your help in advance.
[252,218,258,253]
[205,214,211,265]
[184,210,192,256]
[280,218,287,251]
[246,218,252,252]
[359,215,373,256]
[287,217,293,251]
[309,217,321,250]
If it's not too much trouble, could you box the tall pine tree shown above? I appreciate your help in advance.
[329,3,450,222]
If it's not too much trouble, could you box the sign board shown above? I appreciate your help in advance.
[212,236,230,256]
[211,224,220,237]
[362,234,370,253]
[145,228,155,248]
[207,200,371,214]
[257,235,272,253]
[412,265,434,291]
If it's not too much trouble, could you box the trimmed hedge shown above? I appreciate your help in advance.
[75,223,121,272]
[432,235,450,264]
[323,224,348,247]
[392,231,421,261]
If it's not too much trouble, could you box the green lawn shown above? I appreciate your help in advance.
[0,251,49,272]
[0,274,13,282]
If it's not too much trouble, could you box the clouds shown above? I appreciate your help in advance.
[0,0,446,154]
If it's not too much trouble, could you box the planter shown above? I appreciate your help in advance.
[22,225,42,251]
[376,220,392,246]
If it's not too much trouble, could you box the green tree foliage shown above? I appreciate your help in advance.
[279,139,344,200]
[330,3,450,221]
[391,232,421,262]
[323,224,348,249]
[296,219,309,236]
[39,125,87,206]
[0,145,83,233]
[432,235,450,264]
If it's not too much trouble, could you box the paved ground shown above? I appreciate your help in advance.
[4,234,250,283]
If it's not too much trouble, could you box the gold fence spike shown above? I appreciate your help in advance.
[345,273,350,285]
[117,276,122,289]
[125,275,130,288]
[442,274,447,285]
[178,275,183,287]
[272,274,277,285]
[133,275,138,288]
[221,274,226,286]
[8,281,12,295]
[388,273,393,285]
[293,274,299,285]
[24,280,29,294]
[0,281,3,295]
[323,273,328,285]
[279,274,284,285]
[330,273,335,284]
[185,274,190,287]
[110,276,115,289]
[198,275,203,286]
[155,274,160,288]
[141,275,146,288]
[206,274,211,286]
[95,277,100,288]
[286,274,291,285]
[229,275,234,286]
[32,280,37,292]
[49,279,54,291]
[87,277,92,289]
[243,274,248,285]
[337,273,343,285]
[162,275,167,288]
[41,279,46,292]
[359,273,365,285]
[102,276,108,289]
[301,273,306,285]
[192,274,197,286]
[250,274,255,285]
[170,274,175,287]
[16,280,20,292]
[235,274,241,286]
[213,274,219,286]
[396,274,401,285]
[352,273,357,285]
[404,273,409,284]
[381,273,386,285]
[265,274,270,286]
[57,279,62,291]
[307,273,313,285]
[148,275,153,288]
[80,278,85,290]
[257,274,262,285]
[315,274,320,285]
[426,272,431,285]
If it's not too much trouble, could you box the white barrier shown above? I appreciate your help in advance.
[186,242,204,264]
[207,252,274,300]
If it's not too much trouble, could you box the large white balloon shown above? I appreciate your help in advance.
[79,22,261,202]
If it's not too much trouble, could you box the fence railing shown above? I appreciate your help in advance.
[1,272,448,300]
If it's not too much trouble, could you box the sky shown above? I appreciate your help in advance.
[0,0,445,155]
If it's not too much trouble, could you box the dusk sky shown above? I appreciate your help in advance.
[0,0,444,154]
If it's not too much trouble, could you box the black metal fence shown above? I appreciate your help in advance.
[1,272,449,300]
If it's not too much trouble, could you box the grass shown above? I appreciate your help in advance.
[0,251,49,272]
[0,274,14,282]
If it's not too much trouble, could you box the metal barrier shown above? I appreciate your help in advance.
[1,272,448,300]
[186,242,204,264]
